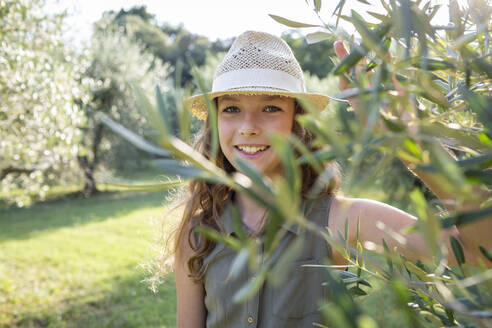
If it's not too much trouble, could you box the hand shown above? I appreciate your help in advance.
[333,40,418,135]
[334,42,491,266]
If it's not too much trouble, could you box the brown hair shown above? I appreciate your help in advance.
[174,100,341,282]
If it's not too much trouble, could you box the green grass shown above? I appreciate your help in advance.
[0,181,411,327]
[0,191,177,328]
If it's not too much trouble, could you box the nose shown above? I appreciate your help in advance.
[239,127,259,136]
[238,114,260,136]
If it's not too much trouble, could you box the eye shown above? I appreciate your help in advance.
[264,105,282,113]
[222,106,240,113]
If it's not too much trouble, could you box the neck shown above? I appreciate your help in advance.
[234,191,268,233]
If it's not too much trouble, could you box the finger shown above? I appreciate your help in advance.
[334,40,356,76]
[335,41,368,79]
[334,41,349,90]
[334,40,349,60]
[385,52,403,94]
[338,74,349,90]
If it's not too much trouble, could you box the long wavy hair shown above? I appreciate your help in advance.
[174,100,341,282]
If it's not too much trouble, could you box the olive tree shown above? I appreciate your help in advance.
[0,0,86,206]
[77,16,171,196]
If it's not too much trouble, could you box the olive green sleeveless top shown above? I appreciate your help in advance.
[202,193,334,328]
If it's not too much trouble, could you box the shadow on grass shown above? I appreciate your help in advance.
[0,191,167,243]
[14,270,177,328]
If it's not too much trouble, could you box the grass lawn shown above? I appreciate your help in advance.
[0,185,414,328]
[0,191,177,328]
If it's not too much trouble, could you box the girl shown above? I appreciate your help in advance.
[174,31,490,327]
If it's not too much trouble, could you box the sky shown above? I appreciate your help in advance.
[47,0,459,45]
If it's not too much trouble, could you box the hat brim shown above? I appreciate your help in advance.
[187,89,331,121]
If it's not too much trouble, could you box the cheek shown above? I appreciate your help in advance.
[217,119,232,151]
[270,114,295,136]
[279,103,296,134]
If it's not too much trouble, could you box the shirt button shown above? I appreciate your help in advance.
[247,316,254,324]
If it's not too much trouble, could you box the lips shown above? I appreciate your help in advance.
[234,145,270,158]
[235,145,269,154]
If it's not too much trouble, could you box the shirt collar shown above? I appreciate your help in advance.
[221,194,302,236]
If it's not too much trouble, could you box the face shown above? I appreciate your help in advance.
[217,94,295,178]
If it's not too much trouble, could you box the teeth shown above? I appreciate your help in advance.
[237,145,267,154]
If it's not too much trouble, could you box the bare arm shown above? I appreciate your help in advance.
[329,196,489,266]
[174,225,206,328]
[333,41,491,265]
[401,157,492,258]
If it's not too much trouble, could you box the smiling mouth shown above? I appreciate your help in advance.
[235,145,270,154]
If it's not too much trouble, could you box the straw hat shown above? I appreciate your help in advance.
[187,30,331,120]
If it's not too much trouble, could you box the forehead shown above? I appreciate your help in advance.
[217,94,294,104]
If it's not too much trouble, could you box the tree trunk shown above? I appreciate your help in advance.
[77,155,97,197]
[78,123,104,197]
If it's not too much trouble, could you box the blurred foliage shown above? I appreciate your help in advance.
[283,30,337,78]
[0,0,86,207]
[105,6,229,87]
[77,19,170,195]
[101,0,492,326]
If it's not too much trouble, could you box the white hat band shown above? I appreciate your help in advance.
[212,69,305,93]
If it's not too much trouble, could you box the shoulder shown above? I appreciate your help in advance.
[331,196,416,219]
[328,195,417,240]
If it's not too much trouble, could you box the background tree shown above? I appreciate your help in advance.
[0,0,86,207]
[77,15,170,196]
[106,6,227,87]
[283,30,337,78]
